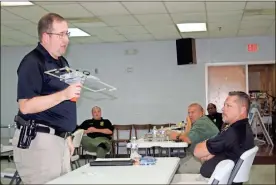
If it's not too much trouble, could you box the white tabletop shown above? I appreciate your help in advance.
[1,145,13,154]
[46,157,180,184]
[127,139,188,149]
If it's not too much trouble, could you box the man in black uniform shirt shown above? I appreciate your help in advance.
[12,13,82,184]
[76,106,114,158]
[194,91,255,181]
[207,103,224,131]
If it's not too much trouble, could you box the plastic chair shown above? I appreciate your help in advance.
[70,129,84,169]
[227,146,259,184]
[1,169,21,185]
[171,159,235,184]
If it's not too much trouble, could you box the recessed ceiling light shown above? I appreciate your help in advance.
[68,28,90,37]
[1,1,33,6]
[177,23,207,32]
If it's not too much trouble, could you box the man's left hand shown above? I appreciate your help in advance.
[169,131,180,140]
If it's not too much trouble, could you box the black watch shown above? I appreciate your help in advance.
[176,134,180,141]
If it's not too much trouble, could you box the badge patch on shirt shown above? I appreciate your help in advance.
[100,121,104,126]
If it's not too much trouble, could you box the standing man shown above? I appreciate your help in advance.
[207,103,224,131]
[12,13,82,184]
[75,106,114,158]
[194,91,255,179]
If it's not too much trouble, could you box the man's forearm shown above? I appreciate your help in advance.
[19,91,66,114]
[95,128,112,135]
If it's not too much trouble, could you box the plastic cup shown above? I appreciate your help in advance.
[63,71,86,102]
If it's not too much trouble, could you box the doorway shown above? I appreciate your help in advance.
[206,65,247,112]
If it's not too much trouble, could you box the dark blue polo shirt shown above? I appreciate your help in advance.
[16,43,76,132]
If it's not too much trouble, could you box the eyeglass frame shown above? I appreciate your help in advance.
[46,31,70,39]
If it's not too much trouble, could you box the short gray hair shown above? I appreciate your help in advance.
[228,91,250,114]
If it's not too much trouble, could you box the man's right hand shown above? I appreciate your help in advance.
[61,83,82,100]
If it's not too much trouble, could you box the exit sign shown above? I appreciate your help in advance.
[247,43,258,52]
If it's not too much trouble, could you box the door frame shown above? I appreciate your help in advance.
[205,60,275,111]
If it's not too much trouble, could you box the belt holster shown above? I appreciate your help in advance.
[14,115,37,149]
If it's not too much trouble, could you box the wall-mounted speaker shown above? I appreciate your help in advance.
[176,38,197,65]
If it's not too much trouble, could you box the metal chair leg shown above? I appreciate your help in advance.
[76,160,81,168]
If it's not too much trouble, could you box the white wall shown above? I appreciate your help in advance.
[1,36,275,129]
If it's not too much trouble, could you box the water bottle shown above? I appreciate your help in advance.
[160,126,165,141]
[130,137,141,162]
[152,126,157,141]
[181,121,185,133]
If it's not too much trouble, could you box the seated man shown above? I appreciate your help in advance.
[207,103,224,131]
[76,106,113,158]
[194,91,255,179]
[169,103,219,174]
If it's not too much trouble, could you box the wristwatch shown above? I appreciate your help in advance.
[176,134,181,141]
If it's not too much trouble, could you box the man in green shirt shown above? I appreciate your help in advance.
[169,103,219,174]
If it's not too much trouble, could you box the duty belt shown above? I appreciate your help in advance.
[15,115,71,139]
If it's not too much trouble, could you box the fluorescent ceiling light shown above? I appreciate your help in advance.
[177,23,207,32]
[1,1,33,6]
[68,28,90,37]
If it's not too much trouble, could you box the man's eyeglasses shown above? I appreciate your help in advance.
[46,31,70,39]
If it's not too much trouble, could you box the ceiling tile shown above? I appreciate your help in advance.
[240,19,274,29]
[181,32,209,39]
[209,31,237,38]
[164,2,205,14]
[238,29,268,36]
[2,30,38,44]
[124,33,155,41]
[134,14,173,25]
[2,20,36,30]
[242,15,275,21]
[208,22,240,32]
[80,2,129,16]
[171,13,206,23]
[145,24,179,34]
[3,6,49,23]
[207,10,243,22]
[1,25,14,33]
[1,20,38,37]
[97,34,128,42]
[72,22,108,28]
[113,26,148,35]
[206,2,246,12]
[99,15,140,26]
[1,38,27,46]
[122,2,167,14]
[245,2,276,10]
[69,36,102,44]
[41,3,93,18]
[152,32,181,40]
[1,9,26,23]
[33,1,77,5]
[81,27,120,36]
